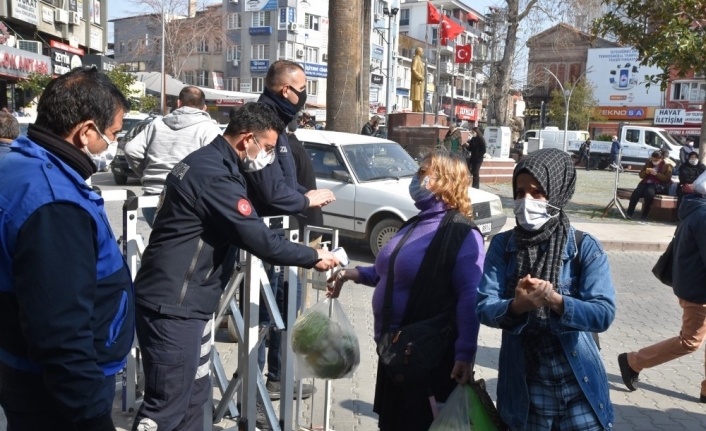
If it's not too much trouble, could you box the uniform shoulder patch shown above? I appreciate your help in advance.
[237,198,252,216]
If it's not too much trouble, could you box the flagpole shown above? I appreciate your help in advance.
[423,23,428,125]
[434,6,443,125]
[451,63,455,128]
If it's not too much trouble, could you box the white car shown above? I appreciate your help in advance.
[296,129,507,256]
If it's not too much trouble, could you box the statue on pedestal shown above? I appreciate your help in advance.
[410,47,424,112]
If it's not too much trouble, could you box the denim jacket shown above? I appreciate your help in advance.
[475,228,616,430]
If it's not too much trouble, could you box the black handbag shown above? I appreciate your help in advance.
[655,183,670,195]
[375,212,472,387]
[652,224,679,286]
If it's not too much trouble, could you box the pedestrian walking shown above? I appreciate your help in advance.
[328,150,484,431]
[0,66,133,431]
[610,135,621,169]
[466,126,486,189]
[124,86,222,227]
[619,171,706,402]
[131,102,340,431]
[476,148,616,431]
[575,139,592,170]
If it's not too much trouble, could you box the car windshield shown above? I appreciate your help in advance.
[342,143,418,182]
[122,118,146,133]
[658,131,682,147]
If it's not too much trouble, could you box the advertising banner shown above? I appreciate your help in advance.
[245,0,277,12]
[654,108,703,126]
[586,48,663,107]
[12,0,38,26]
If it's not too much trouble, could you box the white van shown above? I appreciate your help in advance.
[525,127,590,152]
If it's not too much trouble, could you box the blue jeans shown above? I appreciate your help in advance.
[257,265,303,381]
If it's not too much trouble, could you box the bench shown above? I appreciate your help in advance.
[616,187,678,221]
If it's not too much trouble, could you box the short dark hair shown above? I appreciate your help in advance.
[224,102,284,137]
[0,112,19,140]
[34,67,130,138]
[651,150,663,159]
[265,60,305,90]
[689,151,699,159]
[179,86,206,109]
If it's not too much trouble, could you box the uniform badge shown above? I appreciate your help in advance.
[237,198,252,216]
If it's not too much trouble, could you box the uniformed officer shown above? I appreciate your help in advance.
[0,67,133,431]
[132,102,340,431]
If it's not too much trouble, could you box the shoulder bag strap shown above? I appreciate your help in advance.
[380,219,419,333]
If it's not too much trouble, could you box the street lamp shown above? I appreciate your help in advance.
[382,1,399,119]
[542,66,592,152]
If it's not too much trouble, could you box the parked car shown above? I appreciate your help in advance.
[111,116,160,185]
[296,129,507,256]
[119,112,150,140]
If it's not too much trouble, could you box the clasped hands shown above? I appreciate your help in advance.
[509,274,562,316]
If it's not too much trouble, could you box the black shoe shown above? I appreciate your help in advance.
[256,401,270,430]
[266,378,317,400]
[700,394,706,403]
[618,353,639,391]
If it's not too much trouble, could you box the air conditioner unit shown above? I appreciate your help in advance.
[69,11,80,25]
[232,59,239,67]
[288,22,298,31]
[322,53,328,61]
[55,9,69,24]
[17,40,42,54]
[296,49,304,58]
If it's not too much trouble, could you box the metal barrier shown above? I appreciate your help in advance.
[112,189,340,431]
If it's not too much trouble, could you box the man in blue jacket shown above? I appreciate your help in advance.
[132,102,339,431]
[610,135,621,169]
[0,67,133,431]
[619,171,706,401]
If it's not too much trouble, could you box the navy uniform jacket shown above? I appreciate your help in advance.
[244,91,309,217]
[134,136,320,320]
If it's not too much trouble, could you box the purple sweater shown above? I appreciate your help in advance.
[357,195,485,362]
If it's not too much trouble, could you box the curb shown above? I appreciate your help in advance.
[600,241,669,252]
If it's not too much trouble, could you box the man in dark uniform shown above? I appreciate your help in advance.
[132,102,339,431]
[0,67,133,431]
[250,60,334,412]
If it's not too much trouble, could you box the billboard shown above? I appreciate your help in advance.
[586,48,663,107]
[245,0,277,12]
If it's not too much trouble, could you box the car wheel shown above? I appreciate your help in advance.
[369,218,402,257]
[588,155,600,170]
[113,173,128,185]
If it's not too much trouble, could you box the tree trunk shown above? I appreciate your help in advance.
[327,0,366,133]
[493,0,519,127]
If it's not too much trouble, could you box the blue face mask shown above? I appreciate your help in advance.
[409,174,433,202]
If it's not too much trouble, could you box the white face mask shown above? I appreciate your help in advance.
[513,197,558,231]
[688,141,694,146]
[651,160,661,166]
[242,135,275,172]
[690,159,698,166]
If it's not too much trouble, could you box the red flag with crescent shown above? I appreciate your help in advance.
[455,44,472,63]
[440,16,464,46]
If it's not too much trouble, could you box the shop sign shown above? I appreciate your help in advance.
[654,108,703,126]
[0,45,50,78]
[594,106,649,120]
[50,40,83,76]
[371,74,383,85]
[215,98,245,106]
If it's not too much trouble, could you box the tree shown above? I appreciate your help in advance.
[547,79,604,130]
[593,0,706,158]
[126,0,226,80]
[16,72,52,105]
[105,67,140,105]
[327,0,369,133]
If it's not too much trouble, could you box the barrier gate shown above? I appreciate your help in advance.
[107,190,339,431]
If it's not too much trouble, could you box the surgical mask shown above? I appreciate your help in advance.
[513,197,558,231]
[688,141,694,146]
[690,159,698,166]
[288,86,307,112]
[409,174,433,202]
[651,160,661,166]
[242,135,275,172]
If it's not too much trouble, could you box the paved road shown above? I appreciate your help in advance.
[5,171,704,430]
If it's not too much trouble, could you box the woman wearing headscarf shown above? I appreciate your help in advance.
[475,149,616,431]
[329,149,484,431]
[626,150,673,220]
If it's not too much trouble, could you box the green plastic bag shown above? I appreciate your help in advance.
[466,376,508,431]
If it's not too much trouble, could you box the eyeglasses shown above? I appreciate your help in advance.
[253,135,275,157]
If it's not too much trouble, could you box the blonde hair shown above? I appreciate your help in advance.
[421,149,473,218]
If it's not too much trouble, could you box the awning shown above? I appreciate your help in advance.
[466,11,479,22]
[132,72,259,102]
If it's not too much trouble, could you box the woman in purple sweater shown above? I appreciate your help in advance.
[328,150,485,431]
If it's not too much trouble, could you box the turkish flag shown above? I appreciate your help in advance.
[455,44,472,63]
[440,16,465,46]
[427,2,440,25]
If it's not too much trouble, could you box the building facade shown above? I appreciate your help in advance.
[0,0,109,110]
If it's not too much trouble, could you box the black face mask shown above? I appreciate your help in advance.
[289,86,307,112]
